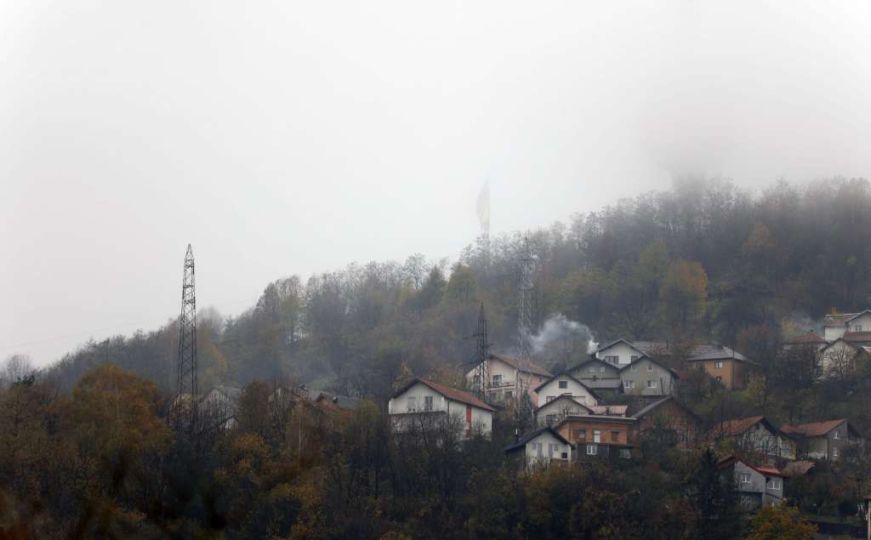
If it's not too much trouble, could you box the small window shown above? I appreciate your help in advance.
[715,376,723,383]
[833,430,840,440]
[623,380,635,389]
[854,325,863,332]
[599,366,605,373]
[605,355,618,364]
[424,396,433,411]
[492,374,502,385]
[548,443,557,457]
[406,396,417,412]
[546,396,555,403]
[631,364,638,372]
[647,363,653,371]
[647,380,658,389]
[586,444,598,455]
[561,452,568,459]
[619,448,631,459]
[545,414,557,425]
[593,430,601,443]
[739,473,751,484]
[535,442,542,457]
[558,380,568,389]
[769,478,782,490]
[833,448,839,459]
[630,355,640,362]
[472,375,480,385]
[715,360,724,369]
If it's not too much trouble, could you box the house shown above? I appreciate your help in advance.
[388,378,495,439]
[686,345,759,390]
[823,310,871,341]
[464,353,551,405]
[618,356,679,396]
[556,414,635,459]
[708,416,796,461]
[200,385,241,430]
[534,373,599,407]
[314,391,361,410]
[780,419,863,461]
[818,338,869,378]
[593,339,649,366]
[505,427,573,470]
[783,331,828,351]
[718,456,785,510]
[570,358,623,396]
[632,396,701,449]
[534,395,593,427]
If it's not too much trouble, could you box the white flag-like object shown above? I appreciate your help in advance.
[476,182,490,232]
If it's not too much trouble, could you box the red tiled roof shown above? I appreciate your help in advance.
[416,378,496,412]
[843,332,871,343]
[781,419,846,438]
[711,416,765,436]
[490,353,552,378]
[752,465,785,478]
[787,331,827,345]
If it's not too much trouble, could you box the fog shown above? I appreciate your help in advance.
[2,1,871,366]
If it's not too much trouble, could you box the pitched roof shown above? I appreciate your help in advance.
[781,461,816,478]
[717,455,784,477]
[505,427,570,452]
[687,345,755,364]
[595,338,648,357]
[845,309,871,323]
[780,419,847,438]
[823,312,858,326]
[843,331,871,343]
[533,394,593,414]
[574,357,621,372]
[710,415,768,436]
[752,465,785,478]
[394,378,495,412]
[489,353,552,378]
[533,372,601,399]
[786,331,827,345]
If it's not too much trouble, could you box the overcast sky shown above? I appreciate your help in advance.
[3,1,871,367]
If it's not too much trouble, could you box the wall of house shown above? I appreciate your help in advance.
[636,401,699,448]
[388,382,449,414]
[824,324,846,341]
[805,437,828,460]
[846,313,871,333]
[821,340,858,377]
[465,358,545,405]
[535,398,588,427]
[557,418,634,448]
[619,358,676,396]
[573,362,620,381]
[522,431,572,469]
[388,382,492,438]
[596,342,642,366]
[738,423,796,459]
[536,377,597,406]
[447,399,493,437]
[733,461,766,504]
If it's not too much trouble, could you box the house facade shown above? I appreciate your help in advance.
[556,415,635,459]
[719,456,785,510]
[781,419,863,461]
[389,378,494,439]
[464,353,551,406]
[709,416,796,461]
[633,396,701,449]
[686,346,758,390]
[618,357,678,397]
[534,374,599,407]
[570,359,622,394]
[823,310,871,341]
[534,395,592,427]
[594,339,647,366]
[505,427,572,470]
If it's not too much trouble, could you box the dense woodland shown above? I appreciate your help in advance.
[2,177,871,538]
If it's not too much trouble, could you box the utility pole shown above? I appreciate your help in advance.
[173,244,198,436]
[472,303,491,401]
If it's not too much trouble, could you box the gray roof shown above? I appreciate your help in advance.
[686,345,754,364]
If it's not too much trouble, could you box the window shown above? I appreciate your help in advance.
[619,448,631,459]
[424,396,433,411]
[593,430,601,443]
[534,442,542,457]
[611,430,620,442]
[715,360,724,369]
[739,473,752,484]
[853,325,863,332]
[548,443,557,458]
[545,414,557,425]
[561,452,569,459]
[504,391,513,399]
[833,448,839,459]
[631,355,640,362]
[769,478,782,490]
[406,396,417,412]
[605,355,618,364]
[558,380,568,389]
[647,363,653,371]
[833,430,840,440]
[472,375,481,385]
[546,396,555,403]
[623,380,635,389]
[576,429,586,440]
[586,444,598,455]
[646,380,658,389]
[492,374,502,386]
[715,376,723,383]
[599,366,605,373]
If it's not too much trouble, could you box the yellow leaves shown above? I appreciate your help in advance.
[743,223,775,255]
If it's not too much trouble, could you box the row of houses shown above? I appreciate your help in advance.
[786,309,871,378]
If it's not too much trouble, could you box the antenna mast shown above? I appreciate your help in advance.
[174,244,198,434]
[473,303,490,401]
[518,238,536,361]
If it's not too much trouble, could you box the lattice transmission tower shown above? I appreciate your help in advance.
[517,239,537,361]
[174,243,198,433]
[472,303,491,401]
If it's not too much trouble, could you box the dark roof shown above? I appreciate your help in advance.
[533,372,601,400]
[393,378,495,412]
[631,396,692,420]
[781,419,848,438]
[786,331,827,345]
[710,416,770,437]
[618,356,680,378]
[556,414,636,429]
[489,353,552,378]
[505,427,571,453]
[686,345,755,364]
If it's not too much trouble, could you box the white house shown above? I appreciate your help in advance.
[819,338,863,378]
[533,373,599,408]
[534,395,593,427]
[464,353,551,405]
[823,310,871,341]
[718,456,785,510]
[388,378,494,439]
[200,385,241,430]
[618,356,679,397]
[594,339,648,367]
[505,427,572,470]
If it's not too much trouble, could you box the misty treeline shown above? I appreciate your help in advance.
[38,177,871,401]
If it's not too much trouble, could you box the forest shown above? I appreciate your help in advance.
[2,177,871,538]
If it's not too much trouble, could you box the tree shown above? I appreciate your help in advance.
[660,260,708,338]
[745,504,816,540]
[686,449,741,540]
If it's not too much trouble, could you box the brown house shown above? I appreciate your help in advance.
[633,396,701,449]
[708,416,796,461]
[556,414,635,459]
[686,346,758,390]
[780,419,863,462]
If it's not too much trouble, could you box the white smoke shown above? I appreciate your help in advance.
[531,313,596,367]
